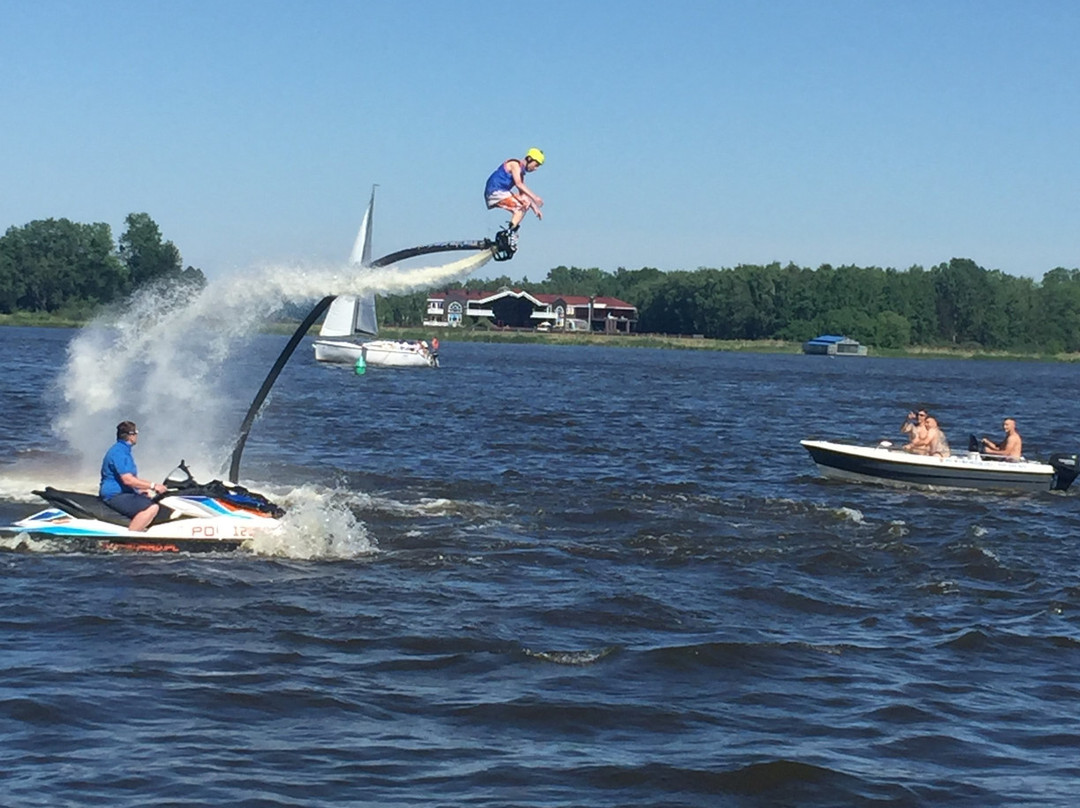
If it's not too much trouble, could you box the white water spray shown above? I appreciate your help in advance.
[55,250,492,480]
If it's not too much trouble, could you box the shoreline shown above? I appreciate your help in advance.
[369,326,1080,362]
[4,314,1077,362]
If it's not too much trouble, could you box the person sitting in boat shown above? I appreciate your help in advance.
[99,420,167,531]
[925,416,951,458]
[982,418,1023,459]
[901,409,931,453]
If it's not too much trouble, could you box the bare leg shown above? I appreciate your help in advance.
[509,194,535,230]
[129,503,160,532]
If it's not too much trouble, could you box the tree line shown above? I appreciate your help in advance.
[4,215,1078,352]
[380,258,1080,352]
[0,214,205,317]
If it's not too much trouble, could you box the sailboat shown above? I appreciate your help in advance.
[312,189,439,368]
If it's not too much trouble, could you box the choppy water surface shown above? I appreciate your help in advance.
[4,325,1080,806]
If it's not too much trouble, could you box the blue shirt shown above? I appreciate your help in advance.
[100,440,137,499]
[484,159,520,197]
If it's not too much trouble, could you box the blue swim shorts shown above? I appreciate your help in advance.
[104,492,155,518]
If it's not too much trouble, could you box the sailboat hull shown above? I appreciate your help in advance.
[313,339,364,364]
[313,339,438,368]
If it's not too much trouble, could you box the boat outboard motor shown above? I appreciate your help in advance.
[1049,453,1080,492]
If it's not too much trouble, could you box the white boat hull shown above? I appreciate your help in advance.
[313,339,437,368]
[800,439,1078,493]
[313,339,364,364]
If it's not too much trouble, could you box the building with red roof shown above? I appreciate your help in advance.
[424,289,638,333]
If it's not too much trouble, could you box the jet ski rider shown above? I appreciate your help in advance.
[99,420,167,532]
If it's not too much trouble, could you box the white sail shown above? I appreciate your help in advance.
[319,295,362,337]
[325,185,379,338]
[354,293,378,336]
[348,186,376,267]
[318,294,379,338]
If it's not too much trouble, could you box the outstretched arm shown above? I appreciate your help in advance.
[982,434,1022,457]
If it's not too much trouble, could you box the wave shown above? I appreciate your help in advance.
[523,646,619,665]
[621,640,855,677]
[580,759,918,803]
[939,627,1080,654]
[442,759,924,805]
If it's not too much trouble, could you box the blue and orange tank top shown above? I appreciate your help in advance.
[484,159,521,197]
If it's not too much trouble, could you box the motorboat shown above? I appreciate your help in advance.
[313,332,438,368]
[0,461,284,552]
[800,439,1080,493]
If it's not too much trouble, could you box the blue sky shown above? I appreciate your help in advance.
[2,0,1078,282]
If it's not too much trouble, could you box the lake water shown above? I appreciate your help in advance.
[3,325,1080,806]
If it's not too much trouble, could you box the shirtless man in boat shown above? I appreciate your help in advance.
[901,409,931,454]
[925,416,950,457]
[982,418,1023,459]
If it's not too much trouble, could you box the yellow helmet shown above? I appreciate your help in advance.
[525,147,545,165]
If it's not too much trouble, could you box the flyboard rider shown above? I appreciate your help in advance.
[484,148,545,250]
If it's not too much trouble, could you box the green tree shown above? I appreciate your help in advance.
[539,266,609,296]
[931,258,994,345]
[816,306,876,343]
[872,311,912,348]
[607,266,664,302]
[118,212,184,290]
[376,290,430,326]
[0,238,23,312]
[772,263,818,334]
[0,218,126,312]
[883,266,938,345]
[636,270,696,334]
[1035,268,1080,352]
[996,273,1038,350]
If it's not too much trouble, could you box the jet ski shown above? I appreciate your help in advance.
[1,461,284,553]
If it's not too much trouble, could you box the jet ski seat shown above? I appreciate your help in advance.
[33,488,173,526]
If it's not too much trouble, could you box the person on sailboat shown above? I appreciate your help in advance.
[484,148,545,247]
